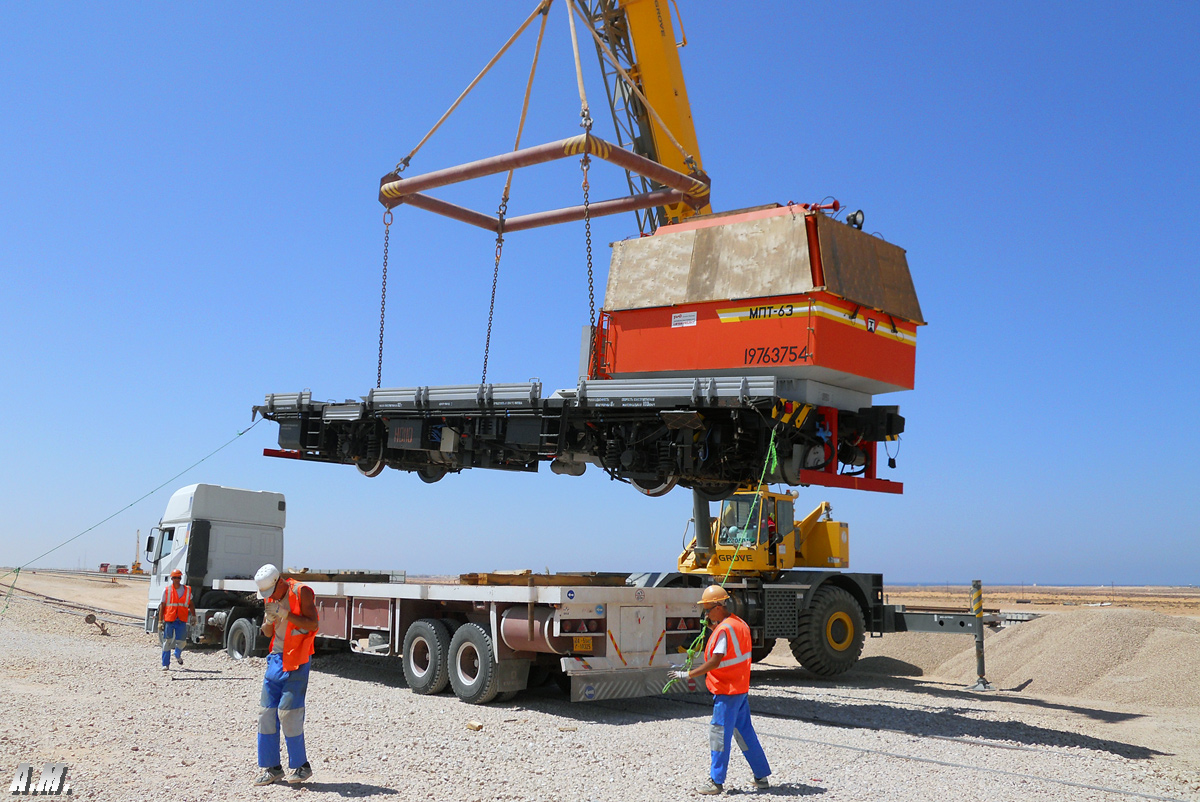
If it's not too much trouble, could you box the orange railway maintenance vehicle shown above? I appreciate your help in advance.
[252,2,986,688]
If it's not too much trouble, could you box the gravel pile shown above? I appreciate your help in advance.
[1,597,1198,801]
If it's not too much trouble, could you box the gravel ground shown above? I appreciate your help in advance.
[2,595,1198,801]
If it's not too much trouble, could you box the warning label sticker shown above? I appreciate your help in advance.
[671,311,697,328]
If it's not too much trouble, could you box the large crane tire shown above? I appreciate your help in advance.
[789,585,865,677]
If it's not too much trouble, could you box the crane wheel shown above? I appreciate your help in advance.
[631,476,678,497]
[448,623,501,705]
[403,618,451,695]
[789,585,865,677]
[751,638,777,663]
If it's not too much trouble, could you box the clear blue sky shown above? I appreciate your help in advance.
[2,3,1197,586]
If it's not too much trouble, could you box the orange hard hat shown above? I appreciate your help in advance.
[170,569,182,578]
[700,585,730,606]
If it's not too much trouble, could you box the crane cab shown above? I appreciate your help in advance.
[678,488,848,578]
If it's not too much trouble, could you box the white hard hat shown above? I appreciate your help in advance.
[254,564,281,599]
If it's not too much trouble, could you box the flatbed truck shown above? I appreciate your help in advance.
[145,484,990,704]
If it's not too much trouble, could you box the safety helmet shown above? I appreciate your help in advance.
[169,569,183,579]
[700,585,730,606]
[254,564,281,599]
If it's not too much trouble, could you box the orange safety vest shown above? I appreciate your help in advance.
[271,578,316,672]
[704,614,752,696]
[162,584,191,623]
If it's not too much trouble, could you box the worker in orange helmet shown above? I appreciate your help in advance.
[157,569,194,671]
[669,584,771,794]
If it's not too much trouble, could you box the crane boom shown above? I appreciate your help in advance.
[582,0,709,232]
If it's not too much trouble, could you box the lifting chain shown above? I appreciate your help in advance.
[582,113,596,379]
[377,210,392,388]
[481,199,508,385]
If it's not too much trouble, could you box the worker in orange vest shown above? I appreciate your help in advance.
[157,569,193,671]
[252,564,320,787]
[669,584,771,794]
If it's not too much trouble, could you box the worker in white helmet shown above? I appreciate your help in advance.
[669,584,771,794]
[251,564,319,786]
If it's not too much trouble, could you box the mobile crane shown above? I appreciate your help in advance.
[251,2,968,690]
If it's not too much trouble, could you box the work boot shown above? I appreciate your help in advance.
[751,776,770,790]
[697,779,723,795]
[287,763,313,784]
[161,665,169,672]
[253,766,285,786]
[175,653,183,666]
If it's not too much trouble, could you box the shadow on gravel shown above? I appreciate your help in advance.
[760,665,1144,724]
[724,782,826,797]
[745,668,1165,760]
[313,653,409,690]
[515,680,1165,762]
[292,781,397,797]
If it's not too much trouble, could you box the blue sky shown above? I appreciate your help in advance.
[2,2,1196,585]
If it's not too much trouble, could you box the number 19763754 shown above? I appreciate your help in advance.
[744,345,810,365]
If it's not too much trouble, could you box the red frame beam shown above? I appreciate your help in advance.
[378,133,710,234]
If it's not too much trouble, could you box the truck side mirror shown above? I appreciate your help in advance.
[145,536,156,561]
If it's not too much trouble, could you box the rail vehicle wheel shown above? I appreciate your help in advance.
[448,623,501,705]
[417,465,448,484]
[631,476,678,497]
[692,482,738,502]
[790,585,865,677]
[356,454,385,478]
[402,618,451,695]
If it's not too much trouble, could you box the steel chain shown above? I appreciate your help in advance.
[582,153,596,378]
[482,199,508,384]
[377,210,392,388]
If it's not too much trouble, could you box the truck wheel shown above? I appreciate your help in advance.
[790,586,865,677]
[447,623,500,705]
[751,638,777,663]
[402,618,451,695]
[227,618,258,660]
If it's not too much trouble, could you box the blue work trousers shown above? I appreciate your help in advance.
[161,620,187,666]
[258,653,310,769]
[709,692,770,785]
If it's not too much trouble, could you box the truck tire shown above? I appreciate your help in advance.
[402,618,451,695]
[447,623,500,705]
[227,618,258,661]
[790,585,865,677]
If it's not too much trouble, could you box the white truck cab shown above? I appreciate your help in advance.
[144,484,285,633]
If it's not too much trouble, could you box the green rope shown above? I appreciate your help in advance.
[0,418,263,618]
[663,427,781,692]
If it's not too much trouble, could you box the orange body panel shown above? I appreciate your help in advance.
[601,291,918,393]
